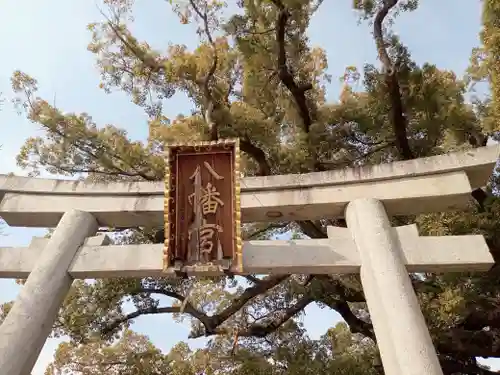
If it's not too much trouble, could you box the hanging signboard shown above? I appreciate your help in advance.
[163,139,242,274]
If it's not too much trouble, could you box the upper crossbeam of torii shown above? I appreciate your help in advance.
[0,144,499,375]
[0,145,497,228]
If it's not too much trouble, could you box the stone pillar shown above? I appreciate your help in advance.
[0,210,97,375]
[345,198,443,375]
[358,264,401,375]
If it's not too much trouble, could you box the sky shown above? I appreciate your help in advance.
[0,0,497,373]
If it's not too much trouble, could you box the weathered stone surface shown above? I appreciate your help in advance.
[0,145,497,227]
[0,225,493,278]
[346,198,444,375]
[0,210,98,375]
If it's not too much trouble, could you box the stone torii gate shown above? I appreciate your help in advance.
[0,145,498,375]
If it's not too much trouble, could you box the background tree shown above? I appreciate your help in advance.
[45,323,379,375]
[3,0,500,374]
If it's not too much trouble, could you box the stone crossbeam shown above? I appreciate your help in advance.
[0,224,493,279]
[0,146,497,228]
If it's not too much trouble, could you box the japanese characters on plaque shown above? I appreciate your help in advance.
[163,139,242,274]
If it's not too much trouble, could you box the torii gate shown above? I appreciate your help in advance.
[0,144,498,375]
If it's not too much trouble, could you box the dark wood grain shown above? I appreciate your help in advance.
[165,143,237,269]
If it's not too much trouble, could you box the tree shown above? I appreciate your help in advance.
[4,0,500,374]
[45,323,380,375]
[468,0,500,136]
[44,329,171,375]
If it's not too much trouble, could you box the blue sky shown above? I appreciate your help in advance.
[0,0,497,373]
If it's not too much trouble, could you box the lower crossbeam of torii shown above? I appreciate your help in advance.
[0,144,498,375]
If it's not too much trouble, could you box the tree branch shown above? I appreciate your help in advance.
[98,278,500,375]
[373,0,397,76]
[100,306,180,335]
[440,356,500,375]
[189,0,219,141]
[437,328,500,358]
[22,89,158,181]
[243,222,289,240]
[322,298,374,340]
[269,0,316,135]
[317,275,366,303]
[239,137,272,176]
[208,275,289,329]
[202,295,314,338]
[102,10,164,73]
[53,164,155,180]
[243,275,262,284]
[460,300,500,331]
[439,355,498,375]
[345,130,387,146]
[373,0,414,160]
[297,220,327,239]
[317,141,395,170]
[189,2,273,177]
[100,276,289,338]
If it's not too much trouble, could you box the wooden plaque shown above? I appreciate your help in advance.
[163,139,242,274]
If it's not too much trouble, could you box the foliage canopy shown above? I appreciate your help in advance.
[2,0,500,374]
